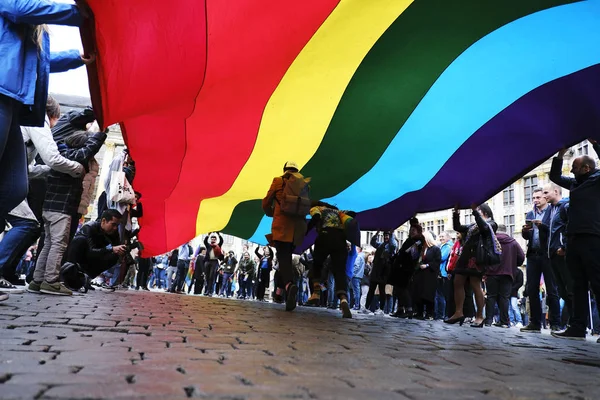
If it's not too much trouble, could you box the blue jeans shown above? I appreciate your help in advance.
[0,95,28,222]
[327,271,337,307]
[220,272,233,296]
[349,277,361,308]
[108,262,122,286]
[509,297,523,325]
[0,214,40,279]
[434,278,449,320]
[150,267,165,288]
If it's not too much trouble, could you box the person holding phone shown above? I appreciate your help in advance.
[520,188,561,333]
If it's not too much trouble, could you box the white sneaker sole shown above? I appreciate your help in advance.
[40,289,72,296]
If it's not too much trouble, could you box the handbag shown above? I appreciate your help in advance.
[475,234,501,267]
[109,170,135,204]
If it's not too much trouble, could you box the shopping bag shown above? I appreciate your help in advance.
[109,171,135,204]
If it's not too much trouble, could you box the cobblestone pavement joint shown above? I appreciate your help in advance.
[1,291,599,399]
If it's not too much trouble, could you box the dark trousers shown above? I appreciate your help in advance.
[567,235,600,332]
[0,95,28,221]
[171,260,189,292]
[274,241,295,288]
[256,268,270,300]
[240,278,253,298]
[550,253,574,322]
[311,229,348,299]
[189,274,205,294]
[526,254,560,327]
[485,275,512,325]
[67,235,119,279]
[204,260,219,295]
[137,263,150,289]
[366,282,386,311]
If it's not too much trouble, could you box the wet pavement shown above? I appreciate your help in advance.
[1,290,599,399]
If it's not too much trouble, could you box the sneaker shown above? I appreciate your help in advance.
[493,323,510,328]
[0,292,8,302]
[27,281,42,293]
[285,284,298,312]
[514,322,523,328]
[0,278,25,294]
[340,299,352,319]
[360,308,372,315]
[374,309,384,316]
[550,325,563,333]
[551,327,586,341]
[40,281,72,296]
[520,323,541,333]
[99,283,116,292]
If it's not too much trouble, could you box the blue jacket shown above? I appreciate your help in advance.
[0,1,83,127]
[353,252,365,279]
[550,141,600,238]
[439,241,453,278]
[548,198,569,257]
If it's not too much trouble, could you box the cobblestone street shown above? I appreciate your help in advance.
[1,291,599,400]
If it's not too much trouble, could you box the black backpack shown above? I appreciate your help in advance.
[60,262,90,293]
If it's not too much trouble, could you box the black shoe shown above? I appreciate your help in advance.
[551,327,586,341]
[493,323,510,328]
[444,316,466,326]
[285,284,297,312]
[520,323,541,333]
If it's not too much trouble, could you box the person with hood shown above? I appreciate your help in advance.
[305,202,354,318]
[543,182,572,326]
[484,224,525,328]
[365,230,398,315]
[550,140,600,341]
[262,161,310,311]
[390,219,423,318]
[220,251,238,297]
[0,97,84,294]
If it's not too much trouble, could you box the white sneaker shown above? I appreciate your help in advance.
[515,322,523,328]
[374,309,384,316]
[0,292,8,302]
[0,278,25,294]
[360,308,372,314]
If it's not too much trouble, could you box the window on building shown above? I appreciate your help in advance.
[426,221,434,233]
[504,215,515,236]
[523,175,538,204]
[224,234,234,245]
[436,220,445,235]
[503,184,515,206]
[577,141,589,156]
[464,214,474,225]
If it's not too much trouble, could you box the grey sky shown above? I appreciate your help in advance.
[48,0,89,98]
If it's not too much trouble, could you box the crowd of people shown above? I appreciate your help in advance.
[1,1,600,346]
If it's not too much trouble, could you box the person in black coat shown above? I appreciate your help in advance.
[364,231,397,314]
[411,231,441,320]
[391,218,424,318]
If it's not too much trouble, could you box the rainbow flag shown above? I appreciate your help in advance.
[83,0,600,255]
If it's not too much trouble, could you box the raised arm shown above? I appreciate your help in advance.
[0,0,81,26]
[452,210,469,234]
[472,208,490,233]
[60,131,107,164]
[549,149,576,190]
[217,233,224,247]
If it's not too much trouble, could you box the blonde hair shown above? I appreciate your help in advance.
[33,25,50,50]
[423,231,439,248]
